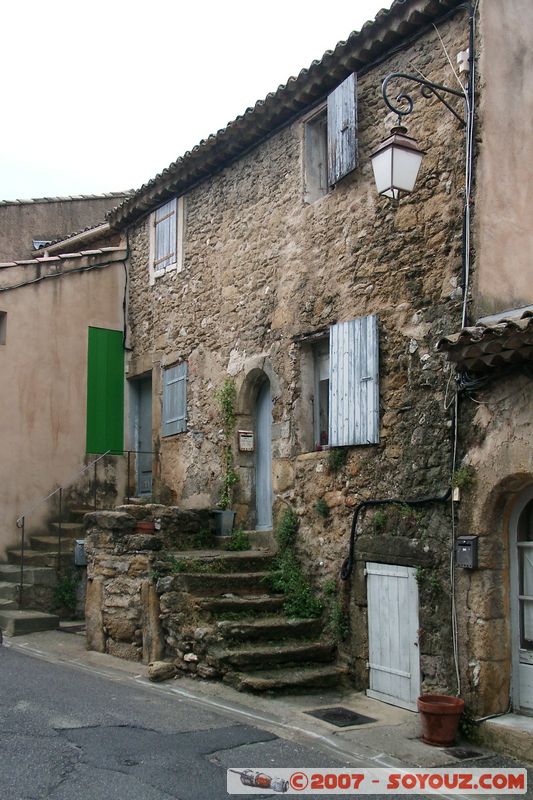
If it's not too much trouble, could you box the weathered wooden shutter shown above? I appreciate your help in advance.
[86,327,124,454]
[329,315,379,446]
[154,198,177,270]
[162,362,187,436]
[327,73,358,186]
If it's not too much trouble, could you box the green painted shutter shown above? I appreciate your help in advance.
[86,327,124,454]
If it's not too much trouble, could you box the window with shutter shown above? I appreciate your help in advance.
[329,315,379,447]
[303,72,358,201]
[149,196,185,284]
[162,362,187,437]
[327,72,358,186]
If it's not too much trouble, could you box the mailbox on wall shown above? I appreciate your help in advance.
[455,535,478,569]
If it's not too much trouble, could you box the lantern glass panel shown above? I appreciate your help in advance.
[392,147,423,194]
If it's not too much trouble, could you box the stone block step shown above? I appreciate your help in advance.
[0,608,59,636]
[167,550,275,573]
[30,535,77,552]
[224,664,345,693]
[0,580,18,601]
[0,597,17,610]
[198,594,285,616]
[213,639,335,670]
[49,522,84,535]
[0,564,56,586]
[7,549,71,568]
[170,572,275,597]
[216,616,323,643]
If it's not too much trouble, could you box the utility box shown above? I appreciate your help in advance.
[74,539,87,567]
[456,535,478,569]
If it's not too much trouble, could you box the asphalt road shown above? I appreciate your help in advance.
[0,643,366,800]
[0,642,531,800]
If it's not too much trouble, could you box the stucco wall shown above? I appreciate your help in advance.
[474,0,533,317]
[0,194,130,261]
[0,257,125,558]
[125,13,469,695]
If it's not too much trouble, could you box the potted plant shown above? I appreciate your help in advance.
[213,378,239,536]
[417,694,465,747]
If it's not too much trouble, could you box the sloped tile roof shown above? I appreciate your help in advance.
[0,191,132,207]
[107,0,464,229]
[437,310,533,371]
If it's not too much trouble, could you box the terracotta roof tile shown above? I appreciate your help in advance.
[107,0,464,229]
[437,311,533,370]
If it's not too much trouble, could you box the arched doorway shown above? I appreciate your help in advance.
[255,379,273,531]
[510,485,533,712]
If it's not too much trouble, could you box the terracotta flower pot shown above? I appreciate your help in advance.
[136,520,155,533]
[417,694,465,747]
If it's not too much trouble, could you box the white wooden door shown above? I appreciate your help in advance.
[366,562,421,711]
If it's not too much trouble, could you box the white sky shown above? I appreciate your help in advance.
[2,0,390,201]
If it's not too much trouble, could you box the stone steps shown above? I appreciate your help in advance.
[7,549,71,568]
[0,580,19,601]
[215,616,323,643]
[0,608,59,636]
[0,597,17,610]
[165,550,275,573]
[30,535,77,551]
[212,639,336,670]
[0,564,56,586]
[197,594,285,617]
[224,664,346,693]
[170,571,274,596]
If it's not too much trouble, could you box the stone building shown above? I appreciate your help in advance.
[105,0,470,711]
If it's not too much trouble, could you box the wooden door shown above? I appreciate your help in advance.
[366,562,421,711]
[135,377,152,496]
[510,489,533,712]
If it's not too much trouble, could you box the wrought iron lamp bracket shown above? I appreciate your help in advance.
[382,72,466,127]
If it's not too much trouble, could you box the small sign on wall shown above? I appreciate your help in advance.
[238,430,255,452]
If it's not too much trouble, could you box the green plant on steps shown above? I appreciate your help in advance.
[452,465,476,490]
[458,706,482,744]
[52,571,79,614]
[323,578,349,640]
[215,378,239,510]
[225,528,250,551]
[270,508,323,619]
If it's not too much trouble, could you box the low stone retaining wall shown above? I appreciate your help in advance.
[84,505,212,663]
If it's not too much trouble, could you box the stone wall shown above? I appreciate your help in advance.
[453,369,533,714]
[124,12,469,695]
[84,506,213,662]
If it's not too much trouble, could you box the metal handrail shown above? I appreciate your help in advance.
[15,450,111,608]
[15,448,159,608]
[16,450,112,528]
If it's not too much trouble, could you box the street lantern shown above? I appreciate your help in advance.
[370,126,425,200]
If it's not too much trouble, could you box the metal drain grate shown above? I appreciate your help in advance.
[305,707,376,727]
[444,747,486,760]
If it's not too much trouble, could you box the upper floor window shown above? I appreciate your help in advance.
[149,196,184,285]
[301,314,379,450]
[304,73,358,203]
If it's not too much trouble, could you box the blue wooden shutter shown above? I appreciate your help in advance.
[329,315,379,446]
[327,73,358,186]
[154,198,177,270]
[162,362,187,436]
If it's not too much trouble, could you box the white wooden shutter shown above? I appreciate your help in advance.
[327,73,358,186]
[154,198,177,270]
[162,362,187,436]
[329,315,379,446]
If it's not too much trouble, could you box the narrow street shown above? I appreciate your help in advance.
[1,632,531,800]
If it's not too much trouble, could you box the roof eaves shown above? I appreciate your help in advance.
[108,0,464,229]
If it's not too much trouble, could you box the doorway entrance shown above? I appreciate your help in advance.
[255,379,272,531]
[366,562,421,711]
[510,486,533,712]
[130,375,152,496]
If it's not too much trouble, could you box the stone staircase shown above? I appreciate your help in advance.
[156,541,346,693]
[0,509,89,636]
